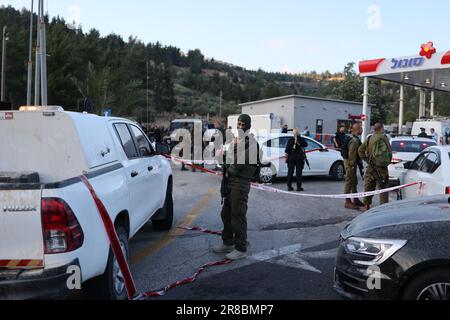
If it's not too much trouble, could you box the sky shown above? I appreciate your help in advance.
[2,0,450,74]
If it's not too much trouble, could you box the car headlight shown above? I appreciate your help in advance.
[344,237,407,266]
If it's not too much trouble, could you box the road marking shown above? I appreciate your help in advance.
[250,244,303,262]
[131,188,217,265]
[250,244,338,275]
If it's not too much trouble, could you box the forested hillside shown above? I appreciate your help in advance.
[1,5,449,124]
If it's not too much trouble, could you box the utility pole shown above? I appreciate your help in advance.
[219,90,223,119]
[39,0,48,106]
[146,60,149,126]
[27,0,34,105]
[34,0,41,105]
[1,25,9,103]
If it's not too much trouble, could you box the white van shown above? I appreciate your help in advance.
[411,119,450,145]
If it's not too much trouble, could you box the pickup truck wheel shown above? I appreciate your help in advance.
[83,226,129,300]
[152,184,174,231]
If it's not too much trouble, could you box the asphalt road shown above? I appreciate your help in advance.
[127,164,390,300]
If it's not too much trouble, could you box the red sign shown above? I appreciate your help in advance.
[348,114,366,121]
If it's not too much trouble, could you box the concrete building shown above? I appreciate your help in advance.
[239,95,372,144]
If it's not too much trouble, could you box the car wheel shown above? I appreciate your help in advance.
[83,226,129,300]
[259,165,276,184]
[152,182,174,231]
[331,161,345,181]
[402,269,450,300]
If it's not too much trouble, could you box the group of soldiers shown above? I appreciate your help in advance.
[340,123,393,212]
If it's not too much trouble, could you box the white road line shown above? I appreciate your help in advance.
[250,245,338,274]
[250,244,303,262]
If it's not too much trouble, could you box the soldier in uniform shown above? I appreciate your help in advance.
[343,123,364,209]
[359,123,393,212]
[213,114,261,261]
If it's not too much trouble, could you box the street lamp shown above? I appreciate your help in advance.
[1,25,10,103]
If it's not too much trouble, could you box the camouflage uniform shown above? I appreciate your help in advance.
[358,133,392,206]
[221,128,261,253]
[344,136,361,195]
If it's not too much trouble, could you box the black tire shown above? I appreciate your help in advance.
[331,161,345,181]
[83,226,129,300]
[402,268,450,300]
[258,164,277,184]
[152,182,174,231]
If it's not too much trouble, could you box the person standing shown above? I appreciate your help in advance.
[213,114,261,261]
[281,124,289,134]
[430,128,439,143]
[285,129,308,192]
[334,125,347,150]
[343,123,364,210]
[359,123,393,211]
[418,128,428,138]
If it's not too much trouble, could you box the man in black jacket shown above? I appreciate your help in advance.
[285,129,308,192]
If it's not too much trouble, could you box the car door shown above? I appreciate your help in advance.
[304,138,326,175]
[263,137,288,176]
[113,123,147,230]
[414,151,442,197]
[277,137,291,176]
[128,124,164,224]
[403,152,429,199]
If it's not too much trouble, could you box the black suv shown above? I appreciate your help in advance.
[335,196,450,300]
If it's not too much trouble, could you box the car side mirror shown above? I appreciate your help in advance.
[139,147,152,157]
[404,161,412,170]
[156,143,170,155]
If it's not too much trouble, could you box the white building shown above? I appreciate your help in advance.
[239,95,372,144]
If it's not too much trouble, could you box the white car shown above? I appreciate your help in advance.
[258,133,345,183]
[0,107,173,300]
[389,137,437,182]
[398,146,450,200]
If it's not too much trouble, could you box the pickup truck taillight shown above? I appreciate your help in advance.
[41,198,84,254]
[446,187,450,195]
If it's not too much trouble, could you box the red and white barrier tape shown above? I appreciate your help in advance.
[178,226,223,236]
[135,258,233,299]
[81,175,233,301]
[251,182,422,199]
[80,175,138,300]
[163,154,421,200]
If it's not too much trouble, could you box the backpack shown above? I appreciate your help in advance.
[340,135,352,160]
[369,135,392,167]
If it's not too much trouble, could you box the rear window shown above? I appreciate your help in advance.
[392,140,436,153]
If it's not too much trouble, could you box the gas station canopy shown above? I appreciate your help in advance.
[359,42,450,92]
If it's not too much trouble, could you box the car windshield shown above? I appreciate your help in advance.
[391,140,436,153]
[170,122,194,132]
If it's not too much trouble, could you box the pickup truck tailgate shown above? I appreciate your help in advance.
[0,189,44,269]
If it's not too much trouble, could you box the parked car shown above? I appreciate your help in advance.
[396,146,450,200]
[335,195,450,300]
[258,133,345,183]
[0,106,173,300]
[388,137,437,182]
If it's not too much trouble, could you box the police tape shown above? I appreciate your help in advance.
[134,259,233,299]
[162,154,421,200]
[80,174,235,301]
[251,182,421,199]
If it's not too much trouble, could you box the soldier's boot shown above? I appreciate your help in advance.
[345,199,359,210]
[353,198,365,207]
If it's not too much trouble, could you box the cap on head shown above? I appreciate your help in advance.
[238,114,252,130]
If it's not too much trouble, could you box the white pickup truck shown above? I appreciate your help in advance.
[0,107,173,300]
